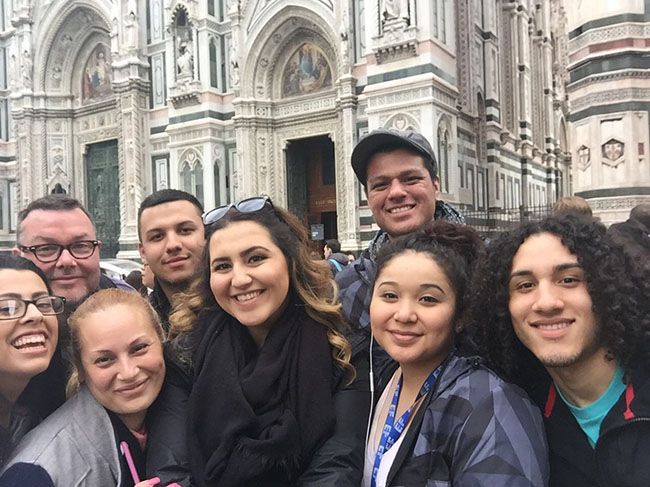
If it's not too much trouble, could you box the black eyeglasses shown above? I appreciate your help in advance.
[203,196,273,225]
[0,296,66,320]
[18,240,100,263]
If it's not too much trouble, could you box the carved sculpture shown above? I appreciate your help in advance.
[177,39,194,79]
[383,0,409,22]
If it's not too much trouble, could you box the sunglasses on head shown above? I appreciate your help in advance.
[202,196,273,225]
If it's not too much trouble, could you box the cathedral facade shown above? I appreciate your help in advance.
[0,0,576,255]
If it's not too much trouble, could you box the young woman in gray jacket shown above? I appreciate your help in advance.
[364,222,549,487]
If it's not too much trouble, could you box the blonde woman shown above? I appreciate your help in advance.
[1,289,171,487]
[147,196,370,486]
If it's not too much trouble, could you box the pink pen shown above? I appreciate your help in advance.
[120,441,141,484]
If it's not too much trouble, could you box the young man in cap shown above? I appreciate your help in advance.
[336,128,463,329]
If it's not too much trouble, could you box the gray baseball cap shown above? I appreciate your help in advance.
[351,128,438,184]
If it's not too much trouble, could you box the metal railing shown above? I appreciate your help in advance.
[463,205,554,237]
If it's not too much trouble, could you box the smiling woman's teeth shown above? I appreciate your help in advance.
[537,322,570,330]
[235,291,262,302]
[12,333,46,349]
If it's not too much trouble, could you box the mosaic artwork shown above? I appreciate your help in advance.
[282,43,332,97]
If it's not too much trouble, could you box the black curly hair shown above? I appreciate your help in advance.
[468,214,650,386]
[373,221,484,353]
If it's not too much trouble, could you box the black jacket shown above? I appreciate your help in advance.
[146,330,370,486]
[149,278,172,332]
[534,364,650,487]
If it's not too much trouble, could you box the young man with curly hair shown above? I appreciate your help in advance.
[469,214,650,487]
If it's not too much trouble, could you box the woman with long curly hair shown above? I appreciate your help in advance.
[468,214,650,487]
[146,196,369,486]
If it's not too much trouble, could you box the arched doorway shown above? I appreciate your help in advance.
[286,135,337,240]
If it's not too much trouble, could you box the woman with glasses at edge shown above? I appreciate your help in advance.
[146,196,370,486]
[0,255,64,469]
[0,289,174,487]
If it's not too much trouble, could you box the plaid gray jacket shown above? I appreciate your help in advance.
[377,354,549,486]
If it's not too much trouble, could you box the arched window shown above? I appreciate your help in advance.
[432,0,447,43]
[437,124,450,193]
[180,160,204,205]
[51,183,66,194]
[209,36,219,88]
[195,162,204,204]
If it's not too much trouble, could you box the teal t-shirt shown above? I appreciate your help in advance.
[557,366,626,448]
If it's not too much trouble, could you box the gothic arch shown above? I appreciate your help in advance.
[166,2,198,30]
[178,147,204,166]
[437,113,453,136]
[73,37,113,103]
[34,0,111,93]
[242,5,339,99]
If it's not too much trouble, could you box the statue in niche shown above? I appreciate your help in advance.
[229,39,239,88]
[382,0,409,22]
[21,50,32,85]
[124,10,138,49]
[177,39,194,79]
[111,17,119,54]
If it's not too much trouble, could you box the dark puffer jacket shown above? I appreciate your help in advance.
[372,354,549,486]
[533,363,650,487]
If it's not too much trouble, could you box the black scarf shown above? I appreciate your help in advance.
[187,296,335,486]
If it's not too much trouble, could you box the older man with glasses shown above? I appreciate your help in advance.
[12,195,134,420]
[14,195,131,314]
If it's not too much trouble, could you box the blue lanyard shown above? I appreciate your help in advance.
[370,365,443,487]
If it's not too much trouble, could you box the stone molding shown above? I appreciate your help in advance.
[571,87,650,112]
[568,23,650,54]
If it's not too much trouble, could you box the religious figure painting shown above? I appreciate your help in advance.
[282,43,332,97]
[82,45,113,101]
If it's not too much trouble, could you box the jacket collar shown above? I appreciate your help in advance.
[72,385,122,483]
[543,364,650,434]
[540,364,650,481]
